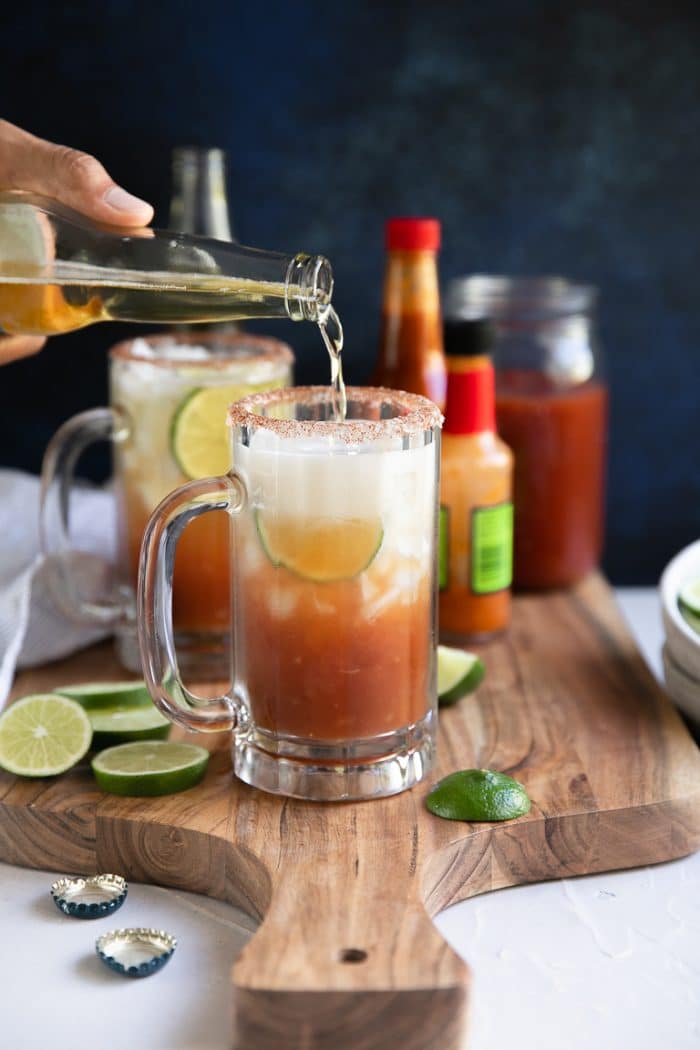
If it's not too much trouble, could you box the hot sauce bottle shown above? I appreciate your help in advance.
[372,217,446,409]
[439,319,513,642]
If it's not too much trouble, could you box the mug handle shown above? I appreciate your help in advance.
[137,472,246,733]
[39,407,129,626]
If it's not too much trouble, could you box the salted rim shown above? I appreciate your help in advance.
[109,331,294,369]
[227,385,443,441]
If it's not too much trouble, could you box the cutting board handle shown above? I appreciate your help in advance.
[230,810,469,1050]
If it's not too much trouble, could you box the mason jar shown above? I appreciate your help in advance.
[444,276,608,590]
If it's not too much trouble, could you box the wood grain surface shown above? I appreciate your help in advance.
[1,574,700,1049]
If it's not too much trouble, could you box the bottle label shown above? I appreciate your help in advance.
[470,503,513,594]
[438,506,449,590]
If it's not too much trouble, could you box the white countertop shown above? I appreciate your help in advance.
[1,589,698,1050]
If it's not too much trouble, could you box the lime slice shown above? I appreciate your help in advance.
[437,646,485,707]
[88,705,172,748]
[0,694,92,777]
[171,383,277,478]
[171,384,243,478]
[92,741,210,796]
[256,512,383,582]
[55,681,152,710]
[426,768,531,822]
[679,578,700,617]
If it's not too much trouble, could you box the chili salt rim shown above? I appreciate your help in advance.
[109,331,294,369]
[226,385,443,442]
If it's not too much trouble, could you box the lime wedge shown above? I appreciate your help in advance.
[680,604,700,636]
[437,646,485,707]
[92,741,210,796]
[256,512,383,582]
[55,681,152,710]
[0,694,92,777]
[88,705,171,749]
[426,768,531,822]
[171,384,256,479]
[679,578,700,617]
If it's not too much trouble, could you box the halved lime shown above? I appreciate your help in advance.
[426,768,531,822]
[88,705,172,749]
[171,384,257,479]
[0,694,92,777]
[92,741,210,796]
[437,646,485,707]
[256,512,383,582]
[55,681,152,710]
[679,578,700,617]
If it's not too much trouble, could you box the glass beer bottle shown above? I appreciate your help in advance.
[0,191,333,336]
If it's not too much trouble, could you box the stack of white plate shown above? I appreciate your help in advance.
[660,539,700,724]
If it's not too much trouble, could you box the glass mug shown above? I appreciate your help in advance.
[445,276,608,589]
[40,332,293,677]
[138,386,442,800]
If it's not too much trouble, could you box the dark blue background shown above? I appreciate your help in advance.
[1,0,698,583]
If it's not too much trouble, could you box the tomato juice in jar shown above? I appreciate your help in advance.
[444,277,608,589]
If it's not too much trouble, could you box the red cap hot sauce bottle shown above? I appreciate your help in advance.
[372,218,446,410]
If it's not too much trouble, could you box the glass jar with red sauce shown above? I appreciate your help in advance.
[444,277,608,590]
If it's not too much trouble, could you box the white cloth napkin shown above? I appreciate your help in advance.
[0,469,116,704]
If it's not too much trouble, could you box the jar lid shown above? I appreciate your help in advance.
[96,928,177,978]
[50,874,128,919]
[444,275,597,320]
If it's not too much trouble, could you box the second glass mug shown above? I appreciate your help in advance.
[40,332,293,677]
[138,386,443,800]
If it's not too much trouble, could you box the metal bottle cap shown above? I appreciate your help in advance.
[96,928,177,978]
[50,874,128,919]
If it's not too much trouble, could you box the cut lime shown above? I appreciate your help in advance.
[256,512,383,582]
[679,578,700,617]
[55,681,152,710]
[0,694,92,777]
[171,383,279,479]
[426,768,531,822]
[437,646,485,707]
[171,384,243,478]
[88,705,172,748]
[680,604,700,636]
[92,741,210,797]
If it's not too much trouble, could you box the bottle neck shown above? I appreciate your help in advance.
[382,250,440,315]
[443,355,495,435]
[169,147,234,241]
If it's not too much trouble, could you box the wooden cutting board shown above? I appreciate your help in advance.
[1,574,700,1049]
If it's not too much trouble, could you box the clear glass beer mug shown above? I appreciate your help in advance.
[40,332,293,677]
[138,386,443,800]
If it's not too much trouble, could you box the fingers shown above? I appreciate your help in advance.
[0,333,46,364]
[0,119,153,227]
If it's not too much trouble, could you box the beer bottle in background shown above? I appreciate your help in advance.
[168,146,238,332]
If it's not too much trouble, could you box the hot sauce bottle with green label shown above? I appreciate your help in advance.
[439,319,513,642]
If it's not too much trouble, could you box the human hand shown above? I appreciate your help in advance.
[0,119,154,363]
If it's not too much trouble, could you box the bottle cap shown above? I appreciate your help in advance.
[385,218,441,252]
[50,874,128,919]
[443,318,494,357]
[96,928,177,978]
